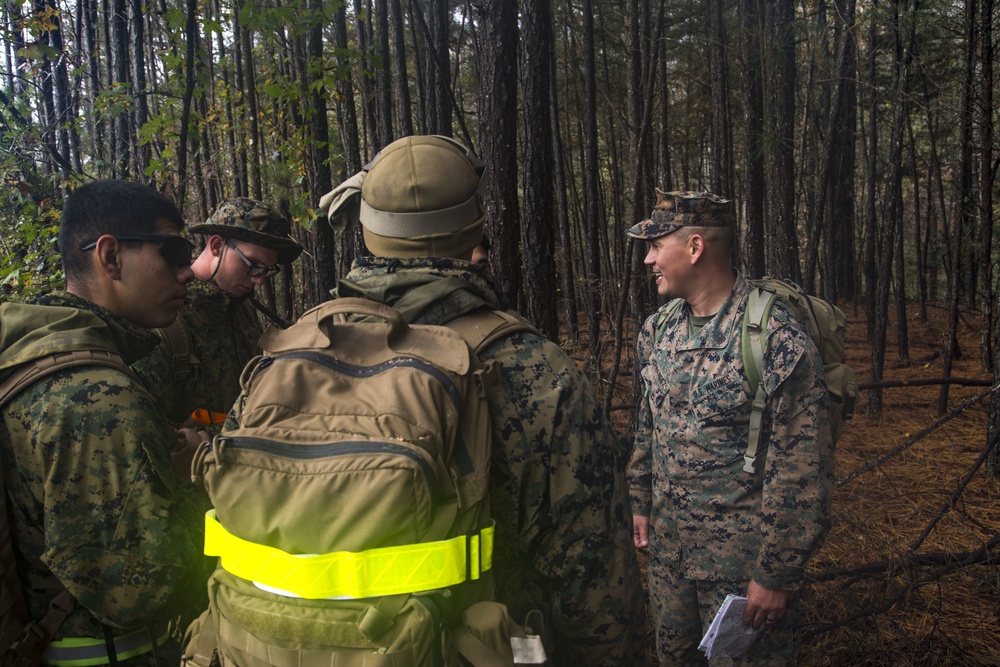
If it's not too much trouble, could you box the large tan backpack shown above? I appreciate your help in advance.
[192,298,542,666]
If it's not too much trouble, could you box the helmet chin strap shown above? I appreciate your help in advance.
[205,237,226,283]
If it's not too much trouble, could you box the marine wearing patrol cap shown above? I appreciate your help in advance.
[190,197,303,263]
[626,190,733,240]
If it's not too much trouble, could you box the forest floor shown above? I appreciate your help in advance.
[593,299,1000,666]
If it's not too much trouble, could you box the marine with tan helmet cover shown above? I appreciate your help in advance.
[320,134,647,665]
[135,197,303,431]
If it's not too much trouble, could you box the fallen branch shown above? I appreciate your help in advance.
[803,535,1000,639]
[908,426,1000,553]
[858,377,990,390]
[836,384,999,487]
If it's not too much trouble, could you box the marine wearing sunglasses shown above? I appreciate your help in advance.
[80,233,195,267]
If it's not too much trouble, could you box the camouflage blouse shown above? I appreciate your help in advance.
[629,275,835,590]
[0,293,208,663]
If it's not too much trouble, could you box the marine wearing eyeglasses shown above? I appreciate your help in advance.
[134,197,303,432]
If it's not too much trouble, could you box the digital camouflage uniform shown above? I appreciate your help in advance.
[0,292,210,665]
[135,280,261,426]
[630,275,834,666]
[135,197,300,428]
[330,256,647,667]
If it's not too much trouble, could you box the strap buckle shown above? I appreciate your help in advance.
[743,455,757,474]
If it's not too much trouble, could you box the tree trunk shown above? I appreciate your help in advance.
[373,0,393,147]
[476,0,520,308]
[764,0,798,281]
[581,0,602,373]
[307,0,336,305]
[239,1,262,199]
[864,1,882,414]
[738,0,766,277]
[978,0,995,371]
[707,0,734,198]
[520,0,557,339]
[176,0,198,204]
[550,22,577,343]
[333,0,365,280]
[828,0,858,304]
[939,0,977,414]
[111,0,130,177]
[388,0,413,137]
[130,0,150,179]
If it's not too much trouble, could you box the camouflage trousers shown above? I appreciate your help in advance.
[647,548,802,667]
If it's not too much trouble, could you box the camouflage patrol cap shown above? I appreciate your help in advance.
[626,190,733,240]
[189,197,303,263]
[359,135,485,259]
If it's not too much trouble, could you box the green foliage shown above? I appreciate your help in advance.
[0,176,64,301]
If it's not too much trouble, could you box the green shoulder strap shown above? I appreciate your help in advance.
[654,298,685,342]
[741,286,779,474]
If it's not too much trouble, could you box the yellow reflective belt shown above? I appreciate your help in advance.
[204,510,494,599]
[42,621,171,666]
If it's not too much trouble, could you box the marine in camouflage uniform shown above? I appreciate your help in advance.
[0,180,211,666]
[135,198,302,428]
[319,135,646,665]
[627,192,834,666]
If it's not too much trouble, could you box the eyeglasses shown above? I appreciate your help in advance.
[226,240,280,278]
[80,233,195,267]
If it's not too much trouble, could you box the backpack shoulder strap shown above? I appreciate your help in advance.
[0,351,140,409]
[158,313,199,383]
[653,298,684,342]
[445,309,540,355]
[741,286,779,474]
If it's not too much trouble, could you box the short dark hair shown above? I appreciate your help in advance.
[59,180,185,280]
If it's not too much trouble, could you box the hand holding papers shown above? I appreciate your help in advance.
[697,594,763,659]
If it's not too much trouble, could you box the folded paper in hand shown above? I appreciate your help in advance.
[697,594,762,659]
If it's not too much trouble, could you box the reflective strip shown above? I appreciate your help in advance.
[42,622,171,666]
[204,510,494,599]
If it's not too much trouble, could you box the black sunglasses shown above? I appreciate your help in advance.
[80,233,195,267]
[226,240,280,278]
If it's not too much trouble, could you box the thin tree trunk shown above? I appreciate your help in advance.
[388,0,413,137]
[738,0,766,277]
[864,1,882,414]
[130,0,150,178]
[176,0,198,204]
[521,0,557,339]
[707,0,734,198]
[978,0,995,371]
[581,0,602,374]
[940,0,978,414]
[239,2,262,199]
[333,0,365,280]
[550,24,577,343]
[476,0,520,307]
[373,0,393,147]
[111,0,129,177]
[764,0,799,281]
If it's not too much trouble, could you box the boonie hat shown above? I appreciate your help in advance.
[359,135,486,259]
[189,197,303,263]
[626,190,733,240]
